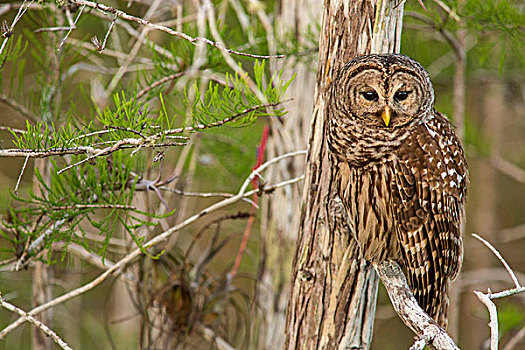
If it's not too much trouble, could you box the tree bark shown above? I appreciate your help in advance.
[255,0,321,348]
[284,1,404,349]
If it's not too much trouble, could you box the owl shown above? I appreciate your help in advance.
[327,54,468,328]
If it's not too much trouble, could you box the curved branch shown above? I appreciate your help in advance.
[374,261,459,350]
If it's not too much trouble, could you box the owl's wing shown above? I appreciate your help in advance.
[392,113,468,326]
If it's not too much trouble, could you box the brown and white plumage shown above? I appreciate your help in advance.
[327,54,468,328]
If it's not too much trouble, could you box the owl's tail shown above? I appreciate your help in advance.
[405,266,451,329]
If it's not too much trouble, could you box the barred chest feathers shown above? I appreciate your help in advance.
[336,160,400,262]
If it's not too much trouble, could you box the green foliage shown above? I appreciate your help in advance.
[498,303,525,336]
[189,61,293,127]
[403,0,524,74]
[4,153,159,261]
[3,56,293,261]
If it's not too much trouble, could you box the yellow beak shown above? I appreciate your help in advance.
[381,106,391,126]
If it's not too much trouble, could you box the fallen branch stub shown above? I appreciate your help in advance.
[374,260,459,350]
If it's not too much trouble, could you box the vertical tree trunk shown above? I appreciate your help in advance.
[255,0,321,348]
[284,1,404,349]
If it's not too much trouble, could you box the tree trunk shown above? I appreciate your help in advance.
[284,1,404,349]
[255,0,321,348]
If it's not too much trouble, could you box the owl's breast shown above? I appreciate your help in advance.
[336,161,400,261]
[328,114,409,166]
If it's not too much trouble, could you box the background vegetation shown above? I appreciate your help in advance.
[0,0,523,349]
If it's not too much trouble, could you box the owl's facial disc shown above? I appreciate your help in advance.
[387,71,425,127]
[346,67,428,129]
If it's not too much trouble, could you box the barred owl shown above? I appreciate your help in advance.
[327,54,468,328]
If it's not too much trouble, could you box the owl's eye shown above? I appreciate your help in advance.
[360,91,378,101]
[394,90,412,101]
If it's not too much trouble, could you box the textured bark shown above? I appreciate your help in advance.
[284,1,404,349]
[255,1,321,349]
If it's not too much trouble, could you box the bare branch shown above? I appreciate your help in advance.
[490,155,525,183]
[0,0,34,57]
[0,294,72,350]
[474,291,499,350]
[374,260,459,350]
[472,233,521,289]
[97,14,117,52]
[68,0,283,59]
[432,0,461,23]
[473,234,525,350]
[57,4,85,51]
[198,323,237,350]
[135,71,185,99]
[14,154,29,194]
[503,324,525,350]
[0,93,37,121]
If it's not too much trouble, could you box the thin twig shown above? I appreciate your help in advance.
[15,219,67,271]
[69,0,283,59]
[488,286,525,300]
[0,94,37,121]
[34,26,76,33]
[0,295,72,350]
[503,324,525,350]
[98,14,117,52]
[490,155,525,183]
[472,233,521,288]
[473,234,525,350]
[202,0,267,103]
[432,0,461,23]
[198,323,237,350]
[57,4,85,51]
[135,71,185,99]
[0,0,34,57]
[14,154,29,195]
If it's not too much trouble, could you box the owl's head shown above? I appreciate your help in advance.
[330,54,434,129]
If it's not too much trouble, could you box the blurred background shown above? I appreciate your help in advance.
[0,0,524,349]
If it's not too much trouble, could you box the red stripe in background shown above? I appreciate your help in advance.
[229,126,269,278]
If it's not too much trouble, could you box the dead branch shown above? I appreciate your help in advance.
[374,261,459,350]
[68,0,283,59]
[474,290,499,350]
[503,324,525,350]
[0,0,34,57]
[0,295,72,350]
[472,233,525,350]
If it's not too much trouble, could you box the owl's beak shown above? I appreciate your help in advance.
[381,106,391,126]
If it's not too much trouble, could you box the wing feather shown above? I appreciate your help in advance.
[393,114,468,327]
